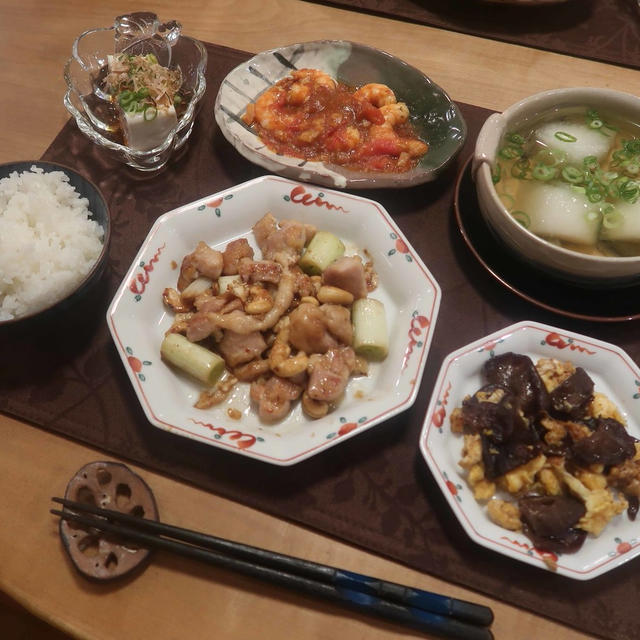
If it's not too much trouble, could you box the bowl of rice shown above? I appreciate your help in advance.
[0,161,110,326]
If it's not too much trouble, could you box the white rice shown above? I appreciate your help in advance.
[0,166,104,321]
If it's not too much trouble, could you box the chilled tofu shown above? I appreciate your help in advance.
[600,200,640,242]
[516,181,599,246]
[536,121,612,165]
[122,106,177,151]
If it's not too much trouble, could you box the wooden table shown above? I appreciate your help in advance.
[2,1,633,637]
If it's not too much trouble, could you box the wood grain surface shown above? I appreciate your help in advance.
[0,1,619,638]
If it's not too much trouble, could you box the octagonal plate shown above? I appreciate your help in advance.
[108,175,441,465]
[420,320,640,580]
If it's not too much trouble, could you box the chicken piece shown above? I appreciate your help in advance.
[178,242,223,290]
[288,303,339,354]
[238,258,282,284]
[535,357,575,393]
[217,330,267,368]
[250,375,303,422]
[222,238,254,275]
[320,304,353,346]
[163,287,191,313]
[306,346,356,403]
[195,375,237,409]
[233,358,270,382]
[322,256,368,300]
[293,268,315,298]
[185,292,242,342]
[487,499,522,531]
[252,213,315,266]
[203,271,295,335]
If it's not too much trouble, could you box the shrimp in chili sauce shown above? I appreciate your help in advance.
[243,69,428,173]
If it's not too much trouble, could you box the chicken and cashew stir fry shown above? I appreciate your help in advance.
[161,213,387,423]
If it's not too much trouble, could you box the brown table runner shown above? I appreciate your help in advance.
[2,43,638,640]
[305,0,640,70]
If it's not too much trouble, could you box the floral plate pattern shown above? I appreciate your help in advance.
[419,320,640,580]
[214,40,466,189]
[108,175,441,465]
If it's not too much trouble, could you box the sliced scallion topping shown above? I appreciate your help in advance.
[511,211,530,228]
[602,209,623,229]
[583,155,598,172]
[506,133,525,145]
[588,119,603,130]
[532,164,556,181]
[511,158,530,179]
[499,144,523,160]
[491,163,502,184]
[499,193,515,208]
[143,105,158,121]
[561,166,584,184]
[554,131,577,142]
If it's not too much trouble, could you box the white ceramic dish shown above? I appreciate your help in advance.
[420,320,640,580]
[108,175,441,465]
[473,87,640,286]
[214,40,466,189]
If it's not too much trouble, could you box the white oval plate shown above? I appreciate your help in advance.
[214,40,466,189]
[108,175,441,465]
[419,320,640,580]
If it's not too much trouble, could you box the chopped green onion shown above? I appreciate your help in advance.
[499,193,515,209]
[174,95,183,106]
[602,209,623,230]
[511,211,530,228]
[535,148,566,167]
[511,158,530,179]
[586,185,604,202]
[135,87,150,99]
[143,105,158,121]
[624,139,640,155]
[571,185,586,195]
[561,166,584,184]
[118,90,134,107]
[499,144,523,160]
[554,131,577,143]
[619,180,639,203]
[532,163,556,181]
[506,133,525,145]
[588,119,603,130]
[583,155,598,172]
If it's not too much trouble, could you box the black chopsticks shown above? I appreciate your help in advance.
[51,497,493,639]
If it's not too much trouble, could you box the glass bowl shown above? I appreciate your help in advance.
[63,12,207,172]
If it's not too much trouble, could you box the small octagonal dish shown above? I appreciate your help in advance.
[420,320,640,580]
[214,40,466,189]
[108,175,441,465]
